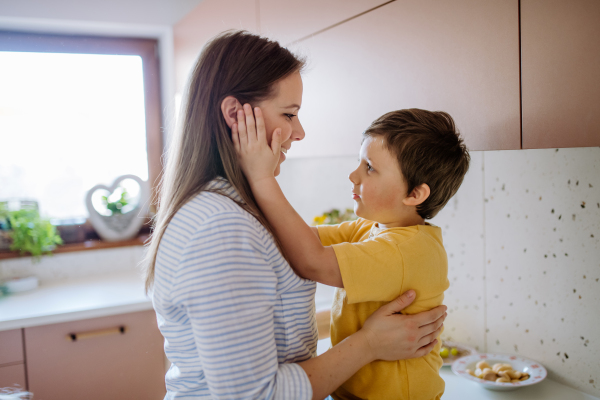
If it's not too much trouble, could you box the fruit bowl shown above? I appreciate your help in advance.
[451,353,547,391]
[440,340,477,367]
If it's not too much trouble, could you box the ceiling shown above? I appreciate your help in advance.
[0,0,205,26]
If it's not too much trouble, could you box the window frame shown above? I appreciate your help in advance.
[0,31,163,258]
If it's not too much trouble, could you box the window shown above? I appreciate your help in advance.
[0,31,163,250]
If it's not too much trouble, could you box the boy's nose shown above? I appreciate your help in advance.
[348,169,359,185]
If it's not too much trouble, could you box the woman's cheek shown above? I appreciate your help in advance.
[283,125,294,142]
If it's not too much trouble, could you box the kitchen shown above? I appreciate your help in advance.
[0,0,599,399]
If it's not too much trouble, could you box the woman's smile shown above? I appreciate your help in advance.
[280,146,288,161]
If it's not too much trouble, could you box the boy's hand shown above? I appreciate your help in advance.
[232,104,282,185]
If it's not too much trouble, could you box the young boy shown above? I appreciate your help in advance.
[234,108,470,400]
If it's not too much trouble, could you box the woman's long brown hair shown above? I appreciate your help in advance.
[143,31,305,292]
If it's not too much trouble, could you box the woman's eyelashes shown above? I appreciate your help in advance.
[284,113,297,120]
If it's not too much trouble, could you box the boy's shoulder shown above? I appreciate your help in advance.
[374,223,443,249]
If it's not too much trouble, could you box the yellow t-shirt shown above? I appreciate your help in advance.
[317,218,449,400]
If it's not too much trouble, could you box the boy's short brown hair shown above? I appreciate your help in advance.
[364,108,470,219]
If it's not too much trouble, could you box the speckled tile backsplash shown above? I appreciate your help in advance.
[279,147,600,397]
[429,152,486,353]
[483,148,599,396]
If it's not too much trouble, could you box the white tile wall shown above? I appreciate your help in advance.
[0,246,144,284]
[276,155,357,224]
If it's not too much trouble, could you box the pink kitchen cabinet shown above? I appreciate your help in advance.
[174,0,258,93]
[0,329,26,390]
[0,329,23,366]
[259,0,388,45]
[24,310,166,400]
[0,363,26,389]
[521,0,600,148]
[291,0,521,157]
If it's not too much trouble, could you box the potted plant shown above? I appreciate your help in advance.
[312,208,357,226]
[0,202,63,259]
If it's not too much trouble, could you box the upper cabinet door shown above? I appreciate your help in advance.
[259,0,388,45]
[521,0,600,149]
[289,0,520,158]
[174,0,258,93]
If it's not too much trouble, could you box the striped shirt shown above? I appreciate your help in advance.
[152,177,317,399]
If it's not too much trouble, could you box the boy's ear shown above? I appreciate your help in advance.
[402,183,430,207]
[221,96,243,128]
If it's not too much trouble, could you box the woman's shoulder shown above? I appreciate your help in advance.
[168,179,266,239]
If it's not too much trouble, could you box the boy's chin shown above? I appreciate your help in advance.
[354,207,376,222]
[353,206,364,219]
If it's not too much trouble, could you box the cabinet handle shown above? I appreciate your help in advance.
[66,325,127,342]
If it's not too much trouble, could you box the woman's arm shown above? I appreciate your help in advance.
[232,105,343,287]
[300,290,446,400]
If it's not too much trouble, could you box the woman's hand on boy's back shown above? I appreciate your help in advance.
[232,104,282,185]
[360,290,447,362]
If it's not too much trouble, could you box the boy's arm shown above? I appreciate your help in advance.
[232,105,343,287]
[311,226,320,239]
[251,177,343,288]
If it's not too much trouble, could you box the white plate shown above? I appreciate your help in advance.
[451,353,547,391]
[441,340,477,367]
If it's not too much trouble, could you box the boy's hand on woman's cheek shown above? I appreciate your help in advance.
[232,104,282,185]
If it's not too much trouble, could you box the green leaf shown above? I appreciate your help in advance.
[6,208,63,260]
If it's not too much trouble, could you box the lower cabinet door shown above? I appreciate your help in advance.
[0,363,26,390]
[24,310,166,400]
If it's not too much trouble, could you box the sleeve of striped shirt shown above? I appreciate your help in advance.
[171,212,313,400]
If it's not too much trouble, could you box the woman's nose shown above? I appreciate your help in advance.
[291,119,305,141]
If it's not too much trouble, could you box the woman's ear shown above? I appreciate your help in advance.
[403,183,431,206]
[221,96,243,128]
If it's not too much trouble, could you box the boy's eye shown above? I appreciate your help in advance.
[366,163,374,172]
[284,113,297,120]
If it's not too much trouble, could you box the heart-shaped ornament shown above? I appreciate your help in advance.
[85,174,149,242]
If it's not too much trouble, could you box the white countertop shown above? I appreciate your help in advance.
[440,368,599,399]
[319,338,600,400]
[0,272,152,331]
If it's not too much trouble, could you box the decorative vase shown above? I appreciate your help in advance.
[85,175,149,242]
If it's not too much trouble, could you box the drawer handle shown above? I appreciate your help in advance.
[66,326,126,342]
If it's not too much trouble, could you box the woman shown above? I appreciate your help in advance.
[144,30,447,400]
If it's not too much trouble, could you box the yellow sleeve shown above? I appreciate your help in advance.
[332,236,404,304]
[316,218,367,246]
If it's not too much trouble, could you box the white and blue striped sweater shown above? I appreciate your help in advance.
[152,177,317,399]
